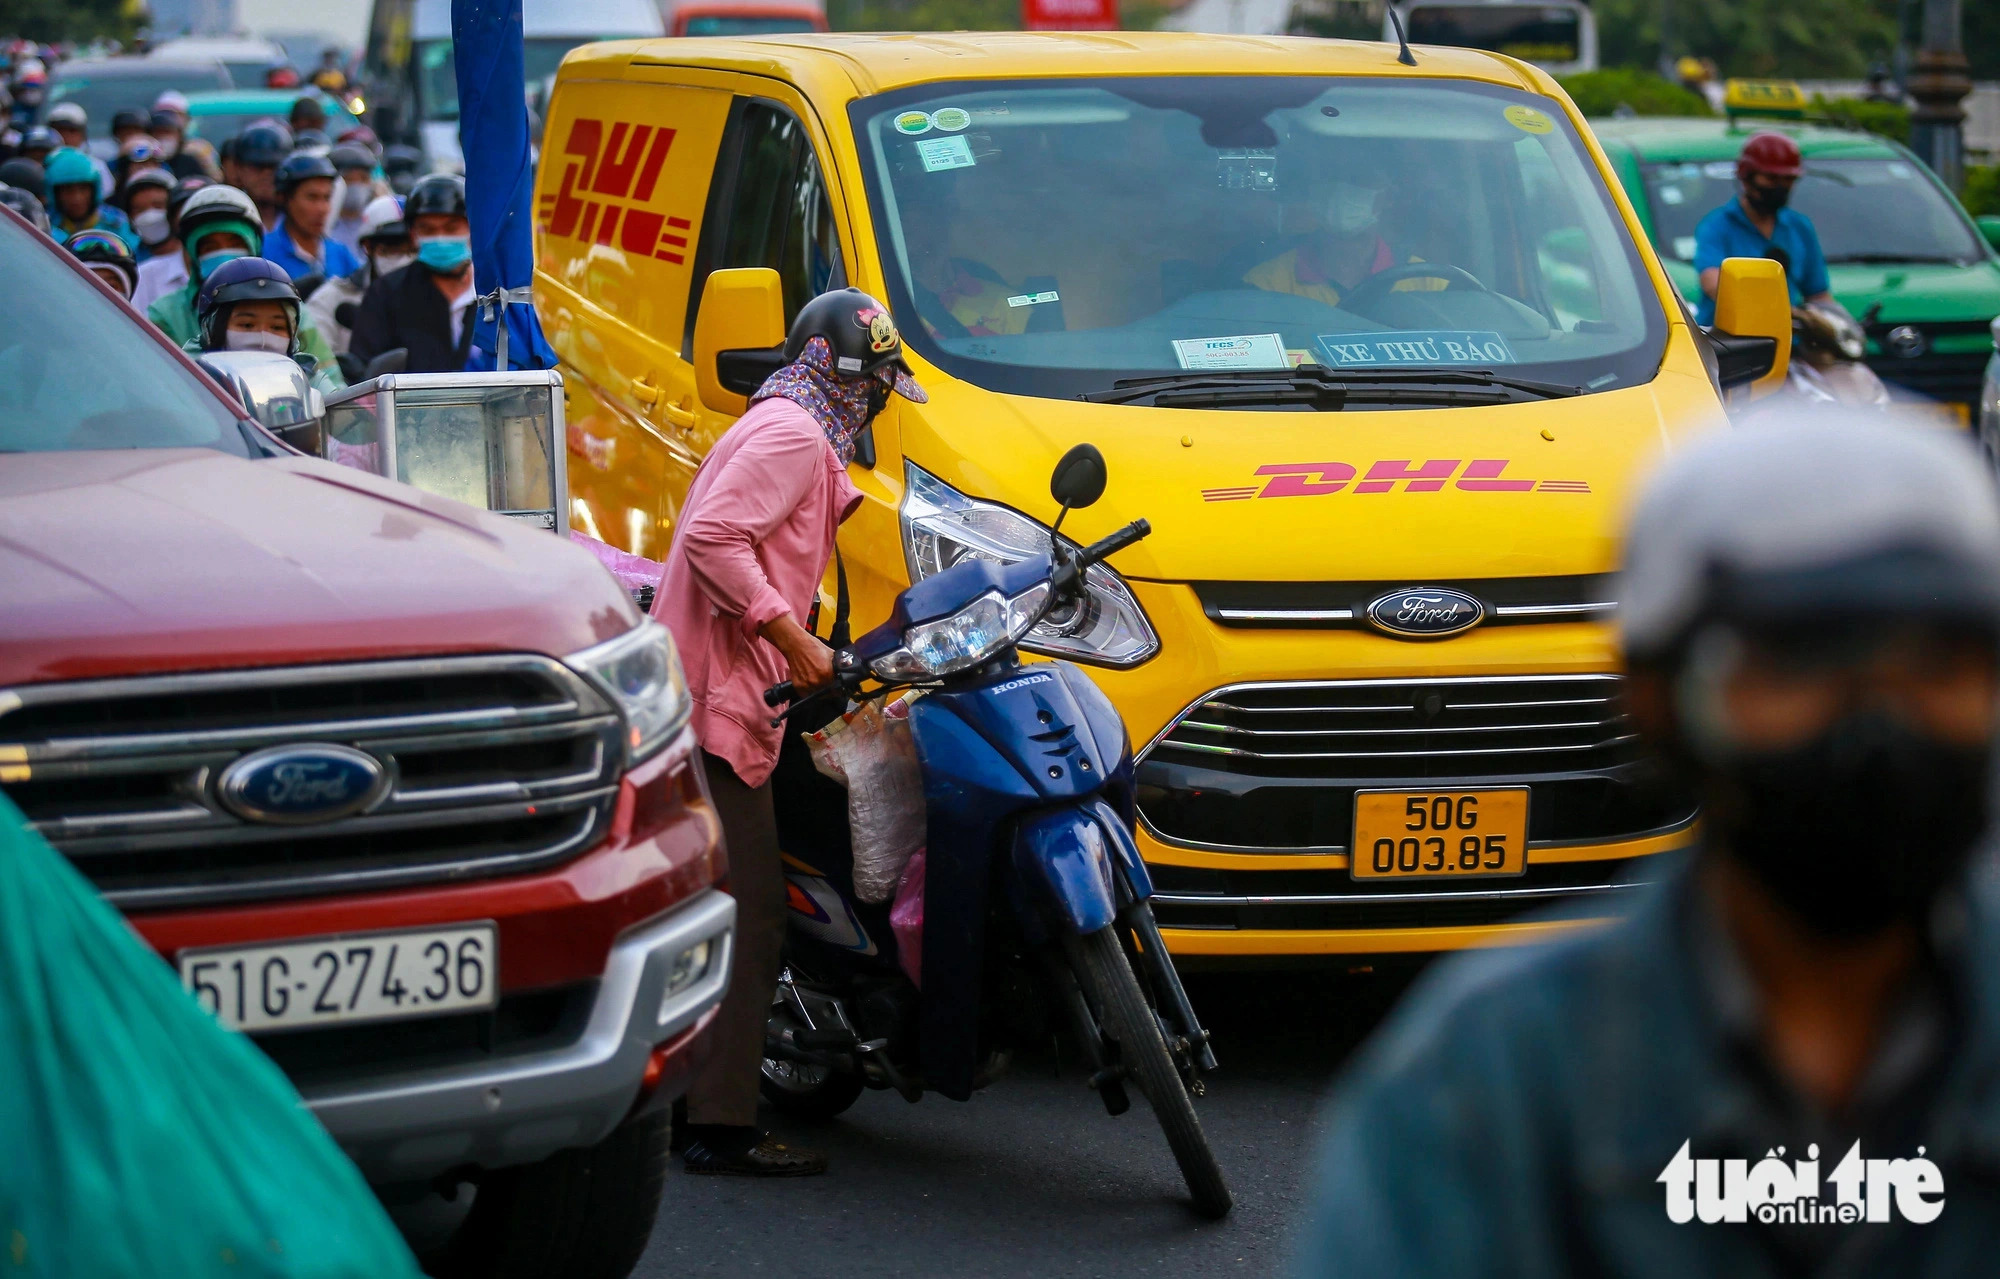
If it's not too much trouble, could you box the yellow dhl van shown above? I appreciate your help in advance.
[533,31,1792,961]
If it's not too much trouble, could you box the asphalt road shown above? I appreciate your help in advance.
[632,966,1421,1279]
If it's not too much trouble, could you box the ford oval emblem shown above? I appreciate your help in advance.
[217,744,389,825]
[1365,587,1486,639]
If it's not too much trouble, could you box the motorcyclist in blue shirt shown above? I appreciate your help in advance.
[262,151,360,286]
[1693,132,1833,326]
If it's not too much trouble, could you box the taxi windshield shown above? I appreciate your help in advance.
[853,76,1665,402]
[1643,155,1985,267]
[0,214,246,455]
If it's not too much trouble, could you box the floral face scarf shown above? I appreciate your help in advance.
[750,336,884,466]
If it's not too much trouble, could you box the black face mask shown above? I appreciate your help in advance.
[1745,180,1791,216]
[1704,712,1990,938]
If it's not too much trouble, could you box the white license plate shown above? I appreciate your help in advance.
[179,923,498,1033]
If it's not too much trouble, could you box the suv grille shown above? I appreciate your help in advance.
[1137,675,1692,853]
[0,656,623,910]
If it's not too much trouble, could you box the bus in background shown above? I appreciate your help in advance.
[363,0,666,173]
[664,0,827,37]
[1385,0,1597,75]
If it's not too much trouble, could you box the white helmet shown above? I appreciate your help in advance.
[358,194,405,242]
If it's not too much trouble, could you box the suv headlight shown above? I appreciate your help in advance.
[872,582,1051,681]
[900,464,1159,668]
[565,619,690,763]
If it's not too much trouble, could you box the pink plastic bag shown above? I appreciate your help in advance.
[567,530,666,597]
[890,848,925,988]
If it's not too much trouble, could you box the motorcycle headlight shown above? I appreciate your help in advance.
[565,619,691,763]
[900,464,1159,668]
[871,582,1051,681]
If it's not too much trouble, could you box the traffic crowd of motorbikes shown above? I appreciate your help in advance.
[8,24,2000,1279]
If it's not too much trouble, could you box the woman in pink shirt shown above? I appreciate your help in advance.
[653,289,925,1177]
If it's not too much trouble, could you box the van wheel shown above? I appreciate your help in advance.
[430,1110,668,1279]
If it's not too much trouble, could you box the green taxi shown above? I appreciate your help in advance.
[1593,110,2000,413]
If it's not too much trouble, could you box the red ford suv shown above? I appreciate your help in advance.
[0,210,730,1274]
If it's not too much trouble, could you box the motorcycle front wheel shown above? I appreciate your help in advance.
[760,1056,866,1119]
[1070,925,1232,1219]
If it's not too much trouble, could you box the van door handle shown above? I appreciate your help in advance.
[630,375,663,406]
[661,399,697,429]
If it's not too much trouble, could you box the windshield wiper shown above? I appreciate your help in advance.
[1081,367,1582,409]
[1825,253,1966,265]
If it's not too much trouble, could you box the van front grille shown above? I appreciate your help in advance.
[1,656,623,910]
[1136,675,1691,853]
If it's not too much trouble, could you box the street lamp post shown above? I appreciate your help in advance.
[1908,0,1971,190]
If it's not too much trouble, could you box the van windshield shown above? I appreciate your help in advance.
[0,215,246,455]
[853,77,1666,403]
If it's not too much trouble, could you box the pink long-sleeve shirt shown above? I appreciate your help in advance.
[651,397,861,788]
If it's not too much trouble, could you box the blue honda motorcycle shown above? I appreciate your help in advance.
[760,446,1230,1219]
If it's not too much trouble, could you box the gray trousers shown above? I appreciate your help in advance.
[686,751,785,1127]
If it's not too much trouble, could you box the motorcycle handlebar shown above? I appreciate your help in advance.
[764,680,796,707]
[1077,519,1151,569]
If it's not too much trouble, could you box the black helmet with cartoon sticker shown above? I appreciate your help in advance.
[781,286,927,401]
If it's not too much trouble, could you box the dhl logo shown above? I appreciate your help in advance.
[1203,460,1591,502]
[538,117,692,264]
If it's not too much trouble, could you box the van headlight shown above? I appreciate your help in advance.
[871,582,1052,681]
[565,619,690,763]
[900,464,1159,668]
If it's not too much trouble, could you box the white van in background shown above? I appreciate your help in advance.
[1385,0,1598,75]
[362,0,666,172]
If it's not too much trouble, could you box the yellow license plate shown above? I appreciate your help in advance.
[1352,789,1530,880]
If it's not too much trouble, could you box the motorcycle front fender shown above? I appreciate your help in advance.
[1010,806,1120,935]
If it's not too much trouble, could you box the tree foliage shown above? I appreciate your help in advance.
[1557,70,1711,118]
[0,0,132,44]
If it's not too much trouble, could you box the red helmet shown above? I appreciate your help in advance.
[1737,132,1805,180]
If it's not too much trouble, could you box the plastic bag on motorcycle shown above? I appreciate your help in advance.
[806,695,925,902]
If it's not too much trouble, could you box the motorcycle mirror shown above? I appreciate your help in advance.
[362,347,408,379]
[1050,443,1107,513]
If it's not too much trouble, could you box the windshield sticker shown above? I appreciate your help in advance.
[1315,331,1518,368]
[1704,161,1737,181]
[1673,235,1696,260]
[895,111,934,136]
[1286,348,1315,368]
[1006,289,1059,308]
[1504,105,1553,134]
[932,107,972,132]
[916,135,976,172]
[1172,333,1289,371]
[1658,185,1684,205]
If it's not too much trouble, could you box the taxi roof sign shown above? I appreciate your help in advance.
[1724,78,1808,121]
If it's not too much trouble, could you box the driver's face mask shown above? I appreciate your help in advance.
[1325,182,1385,236]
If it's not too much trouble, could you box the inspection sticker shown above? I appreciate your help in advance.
[1007,290,1059,308]
[1504,105,1553,134]
[894,111,934,136]
[1315,330,1517,367]
[932,107,972,131]
[1172,332,1288,371]
[916,135,976,172]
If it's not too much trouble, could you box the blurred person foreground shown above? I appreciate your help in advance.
[1296,412,2000,1277]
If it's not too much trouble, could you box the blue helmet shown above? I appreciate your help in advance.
[196,255,301,354]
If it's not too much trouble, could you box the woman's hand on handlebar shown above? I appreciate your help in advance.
[759,612,836,695]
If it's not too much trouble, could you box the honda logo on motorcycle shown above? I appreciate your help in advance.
[1885,325,1928,359]
[1366,587,1485,639]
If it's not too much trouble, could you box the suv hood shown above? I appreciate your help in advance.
[0,450,638,687]
[899,356,1726,583]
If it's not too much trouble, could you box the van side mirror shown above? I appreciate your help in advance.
[693,267,785,414]
[1978,215,2000,252]
[1050,442,1107,511]
[1709,257,1792,398]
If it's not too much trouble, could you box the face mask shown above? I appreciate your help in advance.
[154,134,179,157]
[415,234,471,273]
[224,328,289,354]
[133,207,170,246]
[1745,180,1791,215]
[197,247,246,279]
[1702,712,1990,937]
[1326,183,1383,236]
[371,251,414,278]
[341,183,370,214]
